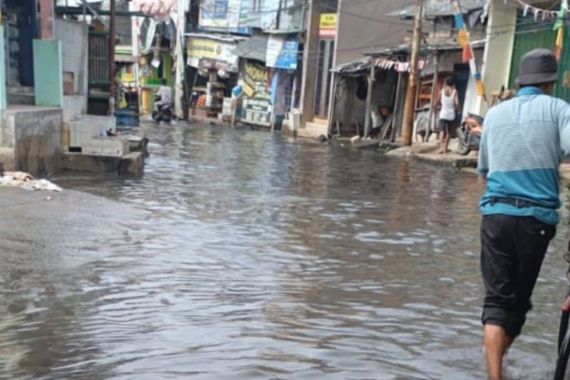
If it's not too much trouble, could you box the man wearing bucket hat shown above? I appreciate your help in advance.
[478,49,570,379]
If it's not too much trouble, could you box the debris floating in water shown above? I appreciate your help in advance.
[0,172,63,192]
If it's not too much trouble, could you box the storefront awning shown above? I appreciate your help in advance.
[331,58,371,76]
[186,34,241,72]
[235,35,270,63]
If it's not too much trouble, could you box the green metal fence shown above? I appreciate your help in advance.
[509,18,570,102]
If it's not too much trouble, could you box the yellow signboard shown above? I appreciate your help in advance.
[188,38,223,60]
[319,14,338,29]
[187,38,237,65]
[319,13,337,39]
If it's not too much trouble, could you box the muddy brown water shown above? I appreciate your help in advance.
[1,123,569,379]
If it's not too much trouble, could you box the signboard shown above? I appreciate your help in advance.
[199,0,242,30]
[187,38,238,66]
[266,36,298,70]
[261,0,279,30]
[243,61,272,126]
[319,13,337,39]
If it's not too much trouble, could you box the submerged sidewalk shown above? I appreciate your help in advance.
[0,187,143,238]
[382,140,570,184]
[385,139,478,169]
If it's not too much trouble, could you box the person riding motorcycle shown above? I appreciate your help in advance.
[154,79,172,113]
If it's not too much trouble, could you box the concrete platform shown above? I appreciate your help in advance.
[60,153,121,173]
[60,151,144,176]
[385,139,478,168]
[0,106,63,176]
[297,119,329,139]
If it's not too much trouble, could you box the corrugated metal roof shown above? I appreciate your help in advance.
[235,35,270,62]
[364,40,485,57]
[331,57,371,75]
[387,0,486,18]
[185,33,245,43]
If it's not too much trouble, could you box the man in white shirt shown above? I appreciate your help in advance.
[154,79,172,112]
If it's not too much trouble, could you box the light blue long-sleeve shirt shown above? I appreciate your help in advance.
[478,86,570,225]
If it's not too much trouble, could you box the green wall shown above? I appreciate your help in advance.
[509,20,570,102]
[33,39,63,107]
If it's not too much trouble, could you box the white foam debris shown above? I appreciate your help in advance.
[0,172,63,192]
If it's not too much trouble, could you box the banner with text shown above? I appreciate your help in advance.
[243,61,273,126]
[266,36,299,70]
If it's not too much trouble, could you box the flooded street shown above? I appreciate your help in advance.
[1,123,569,379]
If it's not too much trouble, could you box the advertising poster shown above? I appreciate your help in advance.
[266,36,298,70]
[243,61,273,126]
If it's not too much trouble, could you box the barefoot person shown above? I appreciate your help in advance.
[436,76,459,154]
[478,49,570,380]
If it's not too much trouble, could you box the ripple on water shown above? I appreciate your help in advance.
[0,124,566,379]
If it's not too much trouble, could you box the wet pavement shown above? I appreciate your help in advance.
[1,122,569,379]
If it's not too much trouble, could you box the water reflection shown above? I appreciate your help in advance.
[0,123,568,379]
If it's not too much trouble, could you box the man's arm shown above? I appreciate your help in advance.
[454,91,460,111]
[478,124,489,178]
[558,101,570,156]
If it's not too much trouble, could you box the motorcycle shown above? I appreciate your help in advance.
[152,96,173,123]
[456,119,482,156]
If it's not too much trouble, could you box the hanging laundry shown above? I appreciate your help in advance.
[458,29,470,48]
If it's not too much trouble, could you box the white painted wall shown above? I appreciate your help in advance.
[55,19,89,120]
[477,0,517,115]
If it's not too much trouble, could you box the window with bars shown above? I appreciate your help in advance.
[251,0,264,13]
[211,0,228,19]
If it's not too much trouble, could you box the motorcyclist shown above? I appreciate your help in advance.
[154,79,172,113]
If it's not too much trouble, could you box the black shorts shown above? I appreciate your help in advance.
[481,214,556,338]
[438,119,453,134]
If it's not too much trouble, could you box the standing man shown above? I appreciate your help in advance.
[436,76,459,154]
[478,49,570,380]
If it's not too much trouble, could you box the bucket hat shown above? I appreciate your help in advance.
[516,48,559,86]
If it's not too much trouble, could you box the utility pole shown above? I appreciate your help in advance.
[299,0,320,128]
[401,0,423,146]
[174,0,186,119]
[109,0,117,114]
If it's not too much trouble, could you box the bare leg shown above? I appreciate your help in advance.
[438,131,444,153]
[484,324,513,380]
[443,132,450,153]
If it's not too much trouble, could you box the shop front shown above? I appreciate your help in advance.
[186,35,240,119]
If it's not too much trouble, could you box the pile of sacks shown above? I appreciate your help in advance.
[0,172,62,192]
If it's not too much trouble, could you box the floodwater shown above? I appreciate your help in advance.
[1,123,569,379]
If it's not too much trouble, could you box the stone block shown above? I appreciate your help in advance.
[11,107,63,175]
[60,152,121,173]
[119,152,144,177]
[350,135,361,144]
[81,136,129,157]
[127,136,149,153]
[298,120,329,139]
[68,115,115,149]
